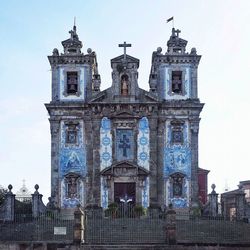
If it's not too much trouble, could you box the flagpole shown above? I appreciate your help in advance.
[167,16,174,28]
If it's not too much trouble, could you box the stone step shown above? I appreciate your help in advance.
[81,244,177,250]
[80,244,250,250]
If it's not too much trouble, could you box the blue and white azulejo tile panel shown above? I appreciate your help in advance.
[164,121,191,178]
[59,120,86,177]
[116,129,134,161]
[137,117,150,170]
[164,121,191,208]
[60,178,84,208]
[100,117,112,170]
[142,177,149,208]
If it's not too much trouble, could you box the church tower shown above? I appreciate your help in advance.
[46,25,203,211]
[46,24,101,208]
[149,28,203,208]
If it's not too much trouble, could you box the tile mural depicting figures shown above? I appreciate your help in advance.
[59,120,86,208]
[164,121,191,208]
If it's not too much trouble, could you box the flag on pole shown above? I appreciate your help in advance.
[167,16,174,23]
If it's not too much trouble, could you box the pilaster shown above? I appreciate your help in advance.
[49,118,60,205]
[157,117,166,206]
[148,116,158,206]
[190,118,200,205]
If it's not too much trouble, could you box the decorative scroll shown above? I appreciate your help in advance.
[137,117,150,170]
[100,117,112,170]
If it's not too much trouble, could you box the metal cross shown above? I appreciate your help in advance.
[119,134,130,157]
[118,41,132,61]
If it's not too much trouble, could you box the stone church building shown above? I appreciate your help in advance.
[45,24,204,211]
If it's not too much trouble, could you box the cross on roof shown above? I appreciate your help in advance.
[118,41,132,61]
[171,28,181,38]
[176,29,181,37]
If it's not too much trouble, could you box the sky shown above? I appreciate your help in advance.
[0,0,250,204]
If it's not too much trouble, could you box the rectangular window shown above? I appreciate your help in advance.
[67,72,78,94]
[172,71,182,94]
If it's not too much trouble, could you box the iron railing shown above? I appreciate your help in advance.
[0,213,74,242]
[1,208,250,245]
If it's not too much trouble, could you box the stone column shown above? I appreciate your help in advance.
[236,185,246,220]
[208,184,218,217]
[148,116,159,207]
[51,65,59,101]
[73,206,84,244]
[4,185,15,221]
[49,118,60,207]
[157,117,166,207]
[92,117,101,206]
[84,116,93,206]
[191,65,198,98]
[32,184,46,218]
[190,119,200,206]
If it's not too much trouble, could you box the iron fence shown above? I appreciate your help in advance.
[84,206,250,245]
[1,208,250,245]
[85,204,166,244]
[176,214,250,245]
[0,213,74,242]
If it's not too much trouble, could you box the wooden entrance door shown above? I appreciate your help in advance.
[114,182,136,204]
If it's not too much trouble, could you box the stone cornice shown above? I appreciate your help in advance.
[152,53,201,65]
[48,53,96,66]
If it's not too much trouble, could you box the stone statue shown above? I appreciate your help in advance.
[121,76,128,95]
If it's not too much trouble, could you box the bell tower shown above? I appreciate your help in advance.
[48,24,101,103]
[46,24,101,209]
[149,28,200,100]
[149,27,204,209]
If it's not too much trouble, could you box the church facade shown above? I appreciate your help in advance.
[45,25,203,210]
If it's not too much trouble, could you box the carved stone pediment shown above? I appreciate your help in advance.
[113,165,137,177]
[115,111,134,117]
[100,161,149,177]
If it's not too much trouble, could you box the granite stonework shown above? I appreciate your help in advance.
[45,25,204,210]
